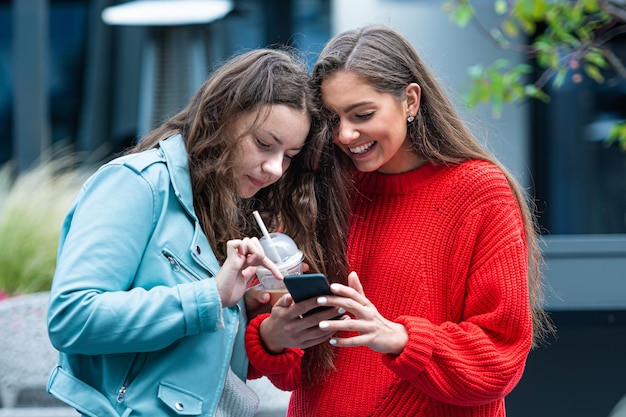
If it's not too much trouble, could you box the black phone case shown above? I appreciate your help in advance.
[283,273,333,316]
[283,273,332,302]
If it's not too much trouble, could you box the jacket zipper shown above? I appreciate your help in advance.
[117,352,148,403]
[163,250,201,281]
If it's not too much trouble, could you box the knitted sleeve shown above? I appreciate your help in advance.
[245,313,305,391]
[382,173,533,406]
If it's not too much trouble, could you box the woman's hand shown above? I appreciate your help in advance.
[244,284,272,319]
[316,271,408,355]
[259,292,345,353]
[216,237,283,307]
[244,262,313,321]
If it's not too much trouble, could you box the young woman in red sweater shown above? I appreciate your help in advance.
[245,24,553,417]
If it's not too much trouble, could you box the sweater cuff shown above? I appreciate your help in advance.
[245,313,305,374]
[382,316,435,380]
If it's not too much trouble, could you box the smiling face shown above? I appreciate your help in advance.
[233,104,310,198]
[321,70,422,174]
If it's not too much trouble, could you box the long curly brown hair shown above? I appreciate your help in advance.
[128,48,351,303]
[308,24,555,380]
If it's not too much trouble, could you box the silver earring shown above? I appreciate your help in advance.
[407,115,415,123]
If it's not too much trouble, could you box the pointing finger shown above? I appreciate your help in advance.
[261,256,284,280]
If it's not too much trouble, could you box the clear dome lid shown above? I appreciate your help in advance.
[259,232,303,267]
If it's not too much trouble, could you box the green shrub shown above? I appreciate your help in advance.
[0,153,94,295]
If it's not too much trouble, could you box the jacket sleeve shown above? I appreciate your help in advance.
[47,164,223,355]
[382,192,533,406]
[245,313,305,391]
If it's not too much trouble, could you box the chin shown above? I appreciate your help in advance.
[235,185,254,199]
[352,160,381,173]
[239,191,257,199]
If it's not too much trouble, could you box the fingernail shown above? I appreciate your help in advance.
[337,307,346,314]
[319,321,329,329]
[329,339,337,345]
[317,297,327,304]
[330,284,339,291]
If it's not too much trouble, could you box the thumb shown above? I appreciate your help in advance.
[274,292,294,308]
[348,271,365,296]
[248,284,270,304]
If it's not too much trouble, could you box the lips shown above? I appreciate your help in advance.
[248,176,266,188]
[349,141,376,155]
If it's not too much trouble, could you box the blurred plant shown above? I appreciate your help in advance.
[444,0,626,150]
[0,149,95,296]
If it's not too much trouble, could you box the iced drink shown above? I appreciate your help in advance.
[265,289,290,306]
[256,232,303,305]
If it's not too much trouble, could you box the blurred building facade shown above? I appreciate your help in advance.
[2,0,332,168]
[1,0,625,415]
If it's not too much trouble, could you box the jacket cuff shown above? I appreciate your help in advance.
[245,313,304,374]
[179,279,222,335]
[382,316,435,380]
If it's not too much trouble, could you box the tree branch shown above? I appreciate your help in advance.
[601,0,626,23]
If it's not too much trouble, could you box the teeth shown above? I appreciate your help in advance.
[349,141,375,154]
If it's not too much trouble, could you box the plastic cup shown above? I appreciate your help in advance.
[256,232,303,305]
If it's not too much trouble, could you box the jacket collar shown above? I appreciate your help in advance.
[159,134,196,220]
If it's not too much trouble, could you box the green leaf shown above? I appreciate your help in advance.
[510,64,532,78]
[584,50,607,68]
[451,2,475,27]
[467,63,485,79]
[494,0,508,15]
[607,121,626,151]
[549,50,560,68]
[502,19,519,38]
[517,15,537,34]
[524,85,551,102]
[492,58,511,70]
[553,68,568,88]
[581,0,600,13]
[583,64,605,83]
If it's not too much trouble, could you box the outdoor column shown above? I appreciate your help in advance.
[13,0,50,173]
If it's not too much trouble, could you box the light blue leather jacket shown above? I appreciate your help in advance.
[47,135,249,416]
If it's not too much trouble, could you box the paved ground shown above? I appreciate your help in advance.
[248,377,289,416]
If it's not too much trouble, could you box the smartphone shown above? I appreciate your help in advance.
[283,273,334,316]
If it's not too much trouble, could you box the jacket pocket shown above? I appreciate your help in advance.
[116,352,148,404]
[47,366,121,417]
[162,249,203,282]
[157,381,203,415]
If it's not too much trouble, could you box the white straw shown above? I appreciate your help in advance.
[252,210,281,262]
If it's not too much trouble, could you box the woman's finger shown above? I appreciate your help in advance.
[260,256,283,279]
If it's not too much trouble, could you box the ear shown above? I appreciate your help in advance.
[405,83,421,118]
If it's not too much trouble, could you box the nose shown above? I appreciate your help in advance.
[261,153,285,179]
[335,120,359,144]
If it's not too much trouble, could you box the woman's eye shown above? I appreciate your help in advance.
[256,138,271,149]
[357,112,373,120]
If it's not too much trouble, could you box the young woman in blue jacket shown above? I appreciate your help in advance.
[46,48,350,417]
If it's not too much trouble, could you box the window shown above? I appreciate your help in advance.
[0,0,88,166]
[531,34,626,235]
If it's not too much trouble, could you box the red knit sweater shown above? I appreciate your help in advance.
[246,160,533,417]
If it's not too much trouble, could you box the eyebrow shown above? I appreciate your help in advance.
[268,133,283,145]
[343,101,374,113]
[266,131,304,152]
